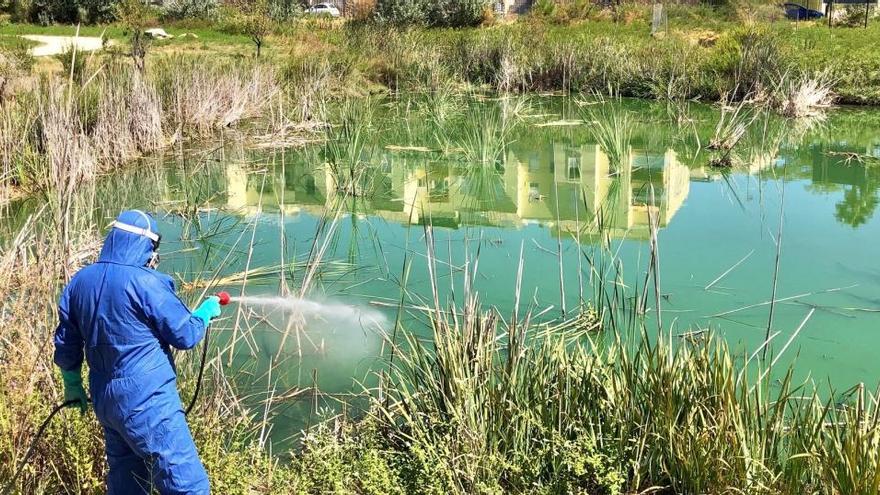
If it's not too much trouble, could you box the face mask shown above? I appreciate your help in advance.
[147,251,160,269]
[146,234,162,269]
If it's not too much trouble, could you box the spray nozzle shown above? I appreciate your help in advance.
[217,291,231,306]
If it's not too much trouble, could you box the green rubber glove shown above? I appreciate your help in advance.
[60,367,88,413]
[192,296,222,327]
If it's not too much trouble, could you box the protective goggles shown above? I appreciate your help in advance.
[111,210,161,251]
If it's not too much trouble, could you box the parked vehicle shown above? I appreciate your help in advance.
[307,3,341,17]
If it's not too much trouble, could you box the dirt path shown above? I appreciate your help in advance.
[20,35,105,57]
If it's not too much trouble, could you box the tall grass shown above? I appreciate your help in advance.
[153,55,281,135]
[369,234,880,494]
[0,54,316,197]
[324,98,376,197]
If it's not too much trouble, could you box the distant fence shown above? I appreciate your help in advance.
[824,0,878,27]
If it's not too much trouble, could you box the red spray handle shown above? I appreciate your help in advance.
[217,291,231,306]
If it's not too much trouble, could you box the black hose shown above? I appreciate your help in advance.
[1,399,84,495]
[184,325,210,417]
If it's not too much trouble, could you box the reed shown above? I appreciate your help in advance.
[708,99,757,167]
[775,71,835,119]
[582,99,633,174]
[323,98,376,198]
[153,55,281,135]
[370,236,880,494]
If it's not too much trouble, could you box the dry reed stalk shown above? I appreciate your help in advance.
[171,63,281,135]
[762,179,785,362]
[93,74,137,166]
[274,206,344,361]
[778,71,835,118]
[39,83,97,278]
[228,172,268,365]
[127,70,164,153]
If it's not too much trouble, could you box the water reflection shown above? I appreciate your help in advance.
[197,107,880,234]
[214,140,768,240]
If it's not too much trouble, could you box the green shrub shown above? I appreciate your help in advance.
[6,0,32,22]
[375,0,429,25]
[429,0,489,27]
[551,431,624,495]
[531,0,558,18]
[267,0,303,21]
[54,46,87,84]
[24,0,119,23]
[375,0,490,27]
[705,26,787,99]
[79,0,117,22]
[162,0,218,20]
[27,0,78,23]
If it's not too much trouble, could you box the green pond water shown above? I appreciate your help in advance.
[9,96,880,445]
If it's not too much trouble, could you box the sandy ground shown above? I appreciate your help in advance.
[20,35,105,57]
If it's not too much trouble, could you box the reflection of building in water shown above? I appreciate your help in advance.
[223,142,693,240]
[503,143,689,240]
[226,161,329,215]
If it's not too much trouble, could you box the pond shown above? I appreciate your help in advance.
[11,96,880,446]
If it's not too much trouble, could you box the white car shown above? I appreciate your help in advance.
[307,3,341,17]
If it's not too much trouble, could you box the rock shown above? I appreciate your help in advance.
[145,28,173,40]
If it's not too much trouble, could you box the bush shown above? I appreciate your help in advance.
[531,0,597,24]
[837,4,879,27]
[705,26,787,100]
[375,0,429,25]
[348,0,377,21]
[162,0,218,20]
[429,0,489,27]
[24,0,119,23]
[79,0,117,22]
[267,0,303,21]
[27,0,78,23]
[7,0,33,22]
[54,46,89,85]
[375,0,490,27]
[551,431,624,495]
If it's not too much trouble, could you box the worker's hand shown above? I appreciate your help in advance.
[192,296,222,327]
[60,368,89,414]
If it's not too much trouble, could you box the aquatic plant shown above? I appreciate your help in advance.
[774,70,835,119]
[582,99,633,174]
[324,98,376,198]
[708,99,756,167]
[153,55,281,135]
[369,231,880,494]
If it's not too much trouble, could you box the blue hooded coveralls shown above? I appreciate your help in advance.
[54,211,210,494]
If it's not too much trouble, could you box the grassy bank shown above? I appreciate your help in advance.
[3,7,880,104]
[0,50,325,199]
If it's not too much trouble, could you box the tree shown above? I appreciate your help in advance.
[115,0,150,72]
[835,183,880,228]
[230,0,272,58]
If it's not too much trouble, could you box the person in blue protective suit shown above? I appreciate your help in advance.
[53,210,222,495]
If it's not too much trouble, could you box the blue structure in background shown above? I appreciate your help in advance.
[784,2,825,19]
